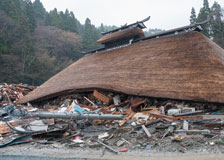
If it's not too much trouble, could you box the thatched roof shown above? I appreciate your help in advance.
[18,31,224,103]
[97,27,145,44]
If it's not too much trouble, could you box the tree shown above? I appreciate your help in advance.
[197,0,211,37]
[0,10,24,55]
[50,8,59,26]
[25,0,36,32]
[190,7,197,24]
[82,18,93,50]
[0,0,10,11]
[44,13,51,25]
[0,0,86,85]
[210,2,224,48]
[3,0,22,21]
[99,23,105,33]
[68,11,78,33]
[44,8,79,33]
[82,18,102,51]
[191,1,224,48]
[33,0,46,19]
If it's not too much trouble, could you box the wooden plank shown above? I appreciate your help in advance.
[0,121,18,134]
[93,90,110,104]
[119,112,135,127]
[148,112,202,120]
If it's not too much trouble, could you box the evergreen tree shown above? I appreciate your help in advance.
[82,18,101,51]
[99,23,105,33]
[44,13,51,25]
[0,0,10,11]
[33,0,46,19]
[203,0,210,12]
[210,2,224,47]
[58,11,65,28]
[0,0,85,84]
[62,9,72,31]
[44,9,79,33]
[1,0,22,21]
[50,8,59,26]
[8,1,19,20]
[191,0,224,48]
[190,7,197,24]
[197,0,211,37]
[76,19,84,35]
[82,18,93,50]
[68,11,78,33]
[25,0,36,32]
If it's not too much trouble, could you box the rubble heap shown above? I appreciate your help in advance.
[0,83,35,106]
[0,84,224,154]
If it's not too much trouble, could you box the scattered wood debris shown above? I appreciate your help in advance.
[0,84,224,155]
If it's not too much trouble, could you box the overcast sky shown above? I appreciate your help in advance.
[40,0,224,30]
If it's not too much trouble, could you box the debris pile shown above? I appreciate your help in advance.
[0,85,224,154]
[0,83,35,106]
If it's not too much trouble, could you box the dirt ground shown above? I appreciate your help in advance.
[0,143,223,160]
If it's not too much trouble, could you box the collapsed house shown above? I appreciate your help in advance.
[1,18,224,155]
[18,17,224,104]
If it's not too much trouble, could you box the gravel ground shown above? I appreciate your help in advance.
[0,142,224,160]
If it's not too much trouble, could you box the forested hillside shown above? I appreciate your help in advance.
[0,0,112,85]
[0,0,223,86]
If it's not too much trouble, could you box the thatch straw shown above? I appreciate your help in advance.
[18,31,224,103]
[97,27,145,44]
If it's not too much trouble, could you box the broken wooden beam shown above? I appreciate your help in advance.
[93,90,110,104]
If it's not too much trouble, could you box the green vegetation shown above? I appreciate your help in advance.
[0,0,101,85]
[190,0,224,48]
